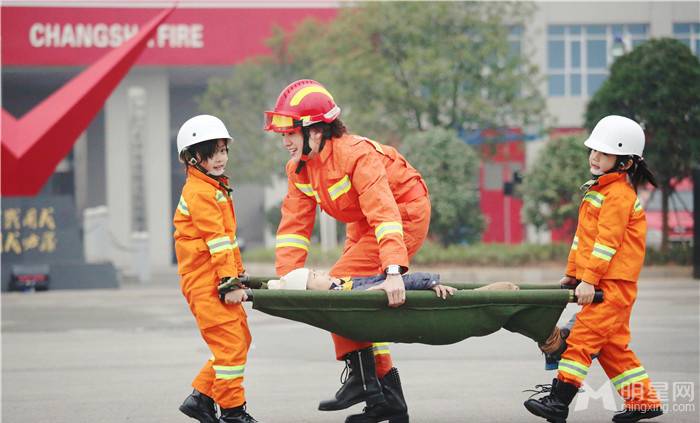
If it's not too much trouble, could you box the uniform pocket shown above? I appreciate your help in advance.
[190,286,240,329]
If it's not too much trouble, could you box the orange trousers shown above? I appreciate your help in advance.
[557,279,660,409]
[330,195,431,377]
[181,265,252,409]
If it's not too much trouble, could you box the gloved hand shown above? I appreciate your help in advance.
[218,277,243,302]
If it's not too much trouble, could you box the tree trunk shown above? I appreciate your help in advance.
[660,182,671,253]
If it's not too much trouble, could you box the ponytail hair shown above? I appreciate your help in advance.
[616,155,657,190]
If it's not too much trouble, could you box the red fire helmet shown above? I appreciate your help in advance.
[264,79,341,133]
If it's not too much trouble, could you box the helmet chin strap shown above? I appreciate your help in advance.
[294,126,313,174]
[293,124,330,174]
[185,150,231,193]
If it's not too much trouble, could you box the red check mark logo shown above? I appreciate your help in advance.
[1,7,174,196]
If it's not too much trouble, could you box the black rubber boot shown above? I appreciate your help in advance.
[612,407,663,422]
[219,403,258,423]
[345,367,409,423]
[318,347,385,411]
[524,379,579,423]
[179,389,218,423]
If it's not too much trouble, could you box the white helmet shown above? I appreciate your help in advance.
[177,115,232,155]
[267,268,310,290]
[584,115,645,157]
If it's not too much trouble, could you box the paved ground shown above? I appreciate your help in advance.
[2,267,698,423]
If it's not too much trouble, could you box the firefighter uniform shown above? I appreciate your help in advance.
[174,166,251,409]
[560,171,660,410]
[275,133,431,376]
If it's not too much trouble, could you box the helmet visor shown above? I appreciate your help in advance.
[264,111,299,133]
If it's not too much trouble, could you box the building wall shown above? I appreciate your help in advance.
[522,1,699,243]
[532,1,699,127]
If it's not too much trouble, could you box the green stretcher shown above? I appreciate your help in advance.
[240,277,601,346]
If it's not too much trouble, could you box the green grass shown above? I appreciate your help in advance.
[244,241,692,266]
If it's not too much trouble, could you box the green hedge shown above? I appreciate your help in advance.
[244,241,692,267]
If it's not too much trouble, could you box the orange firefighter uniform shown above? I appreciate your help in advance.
[174,166,251,409]
[560,172,660,409]
[275,133,431,376]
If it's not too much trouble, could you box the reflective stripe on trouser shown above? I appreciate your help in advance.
[182,267,252,409]
[192,315,252,409]
[557,279,660,408]
[329,195,430,377]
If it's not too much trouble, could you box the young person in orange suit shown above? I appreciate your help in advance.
[174,115,258,423]
[524,115,663,423]
[264,79,431,423]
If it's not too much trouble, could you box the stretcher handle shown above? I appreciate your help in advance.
[244,288,255,301]
[570,289,604,304]
[239,275,269,289]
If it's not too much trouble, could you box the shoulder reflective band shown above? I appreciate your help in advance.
[294,182,321,203]
[372,342,391,356]
[207,236,233,254]
[611,367,648,390]
[177,196,190,216]
[366,139,384,154]
[583,191,605,208]
[592,242,617,261]
[276,234,311,251]
[215,190,228,203]
[571,236,579,251]
[328,175,352,201]
[213,364,245,380]
[375,222,403,242]
[558,358,589,379]
[634,198,643,213]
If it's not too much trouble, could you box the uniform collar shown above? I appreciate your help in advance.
[317,136,335,164]
[187,166,230,190]
[597,172,626,186]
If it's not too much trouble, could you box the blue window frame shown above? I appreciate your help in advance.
[547,23,648,97]
[673,23,700,57]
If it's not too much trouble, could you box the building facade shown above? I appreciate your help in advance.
[2,1,697,278]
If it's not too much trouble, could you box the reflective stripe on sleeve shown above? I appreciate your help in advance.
[275,234,311,251]
[591,242,616,261]
[571,236,579,251]
[375,222,403,242]
[207,236,233,254]
[177,196,190,216]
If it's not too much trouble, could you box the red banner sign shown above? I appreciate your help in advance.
[2,6,336,66]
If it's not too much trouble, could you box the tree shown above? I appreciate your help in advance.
[199,2,549,245]
[198,54,291,184]
[279,2,546,143]
[402,128,484,244]
[521,136,590,236]
[585,38,700,250]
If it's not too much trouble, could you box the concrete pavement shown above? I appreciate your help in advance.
[2,268,698,422]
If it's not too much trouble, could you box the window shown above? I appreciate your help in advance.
[673,23,700,57]
[508,25,523,58]
[547,24,649,97]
